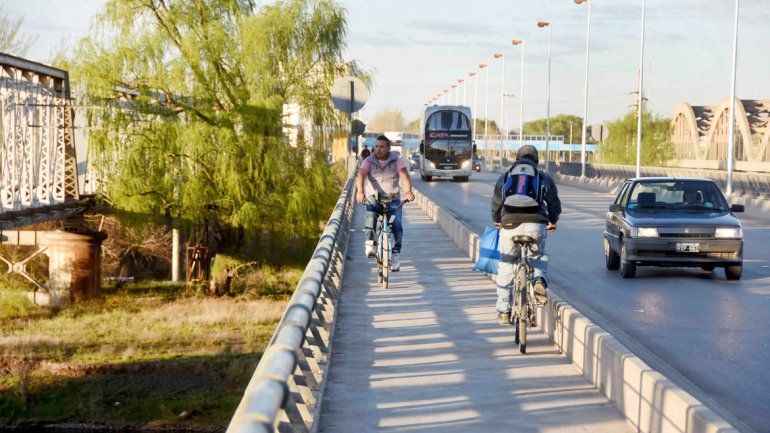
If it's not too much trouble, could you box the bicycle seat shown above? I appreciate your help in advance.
[511,235,536,245]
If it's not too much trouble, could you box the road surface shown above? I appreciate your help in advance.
[410,171,770,433]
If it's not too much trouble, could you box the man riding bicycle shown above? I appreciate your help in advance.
[356,135,415,272]
[491,145,562,325]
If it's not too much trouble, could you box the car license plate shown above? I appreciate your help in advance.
[676,242,700,253]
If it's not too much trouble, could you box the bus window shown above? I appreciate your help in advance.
[427,111,470,132]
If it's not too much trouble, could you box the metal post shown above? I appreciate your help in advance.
[580,0,591,177]
[519,43,525,152]
[172,228,180,282]
[635,0,646,178]
[462,80,467,106]
[484,65,490,153]
[500,55,506,159]
[726,0,740,196]
[472,72,478,136]
[545,25,553,171]
[348,80,354,173]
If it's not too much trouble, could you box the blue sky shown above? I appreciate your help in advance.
[8,0,770,128]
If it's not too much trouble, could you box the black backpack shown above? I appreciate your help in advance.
[502,162,544,213]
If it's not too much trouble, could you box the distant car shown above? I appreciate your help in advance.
[409,152,420,172]
[604,178,744,280]
[472,154,482,172]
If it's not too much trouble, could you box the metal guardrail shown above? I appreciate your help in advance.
[227,173,356,433]
[556,162,770,198]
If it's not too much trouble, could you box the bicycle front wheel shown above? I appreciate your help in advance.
[382,239,390,289]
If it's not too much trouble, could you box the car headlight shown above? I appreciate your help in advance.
[632,227,658,238]
[715,227,742,238]
[427,161,436,169]
[461,160,471,168]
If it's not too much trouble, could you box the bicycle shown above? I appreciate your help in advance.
[366,195,409,289]
[508,235,540,354]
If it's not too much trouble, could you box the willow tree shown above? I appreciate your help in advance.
[67,0,356,261]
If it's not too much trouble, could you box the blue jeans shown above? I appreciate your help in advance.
[365,201,403,254]
[496,223,549,313]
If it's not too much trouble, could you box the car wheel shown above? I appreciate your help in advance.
[701,265,715,272]
[619,241,636,278]
[605,238,620,270]
[725,264,742,280]
[425,176,433,182]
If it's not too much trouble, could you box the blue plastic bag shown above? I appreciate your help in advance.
[473,227,500,274]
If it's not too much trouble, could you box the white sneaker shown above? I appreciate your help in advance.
[364,240,375,258]
[390,253,400,272]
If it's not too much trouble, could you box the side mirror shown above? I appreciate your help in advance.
[419,140,425,154]
[730,204,745,213]
[609,204,622,212]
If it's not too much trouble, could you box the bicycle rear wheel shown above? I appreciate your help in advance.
[516,265,528,354]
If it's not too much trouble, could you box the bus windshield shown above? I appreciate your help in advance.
[427,111,471,131]
[426,139,472,159]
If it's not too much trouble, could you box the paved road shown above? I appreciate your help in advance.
[411,171,770,433]
[320,205,633,432]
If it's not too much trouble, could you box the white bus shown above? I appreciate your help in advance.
[418,105,475,182]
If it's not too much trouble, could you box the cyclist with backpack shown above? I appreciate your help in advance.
[491,145,562,325]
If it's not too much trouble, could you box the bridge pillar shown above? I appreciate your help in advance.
[32,231,107,307]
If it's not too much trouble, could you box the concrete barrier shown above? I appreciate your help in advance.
[412,186,738,433]
[553,173,770,223]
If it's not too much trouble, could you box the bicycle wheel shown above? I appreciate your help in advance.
[382,236,390,289]
[516,265,528,354]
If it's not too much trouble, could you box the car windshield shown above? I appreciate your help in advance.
[626,181,729,211]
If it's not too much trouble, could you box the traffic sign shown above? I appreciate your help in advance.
[331,76,368,113]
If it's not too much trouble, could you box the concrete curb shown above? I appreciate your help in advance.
[411,186,738,433]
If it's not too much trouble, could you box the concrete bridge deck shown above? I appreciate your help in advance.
[318,204,633,432]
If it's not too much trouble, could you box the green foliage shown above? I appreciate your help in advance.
[599,111,673,166]
[475,118,500,135]
[367,108,405,132]
[351,119,366,136]
[0,5,37,56]
[405,118,420,134]
[65,0,353,260]
[523,114,585,143]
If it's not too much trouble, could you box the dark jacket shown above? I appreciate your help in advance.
[491,160,562,227]
[360,148,371,159]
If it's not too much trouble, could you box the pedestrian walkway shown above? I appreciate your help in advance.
[318,204,634,432]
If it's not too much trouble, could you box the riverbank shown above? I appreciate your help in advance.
[0,276,298,431]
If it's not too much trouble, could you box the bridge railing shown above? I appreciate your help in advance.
[227,173,355,433]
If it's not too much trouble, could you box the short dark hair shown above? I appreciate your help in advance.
[375,135,391,146]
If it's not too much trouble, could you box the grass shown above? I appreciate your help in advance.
[0,272,298,429]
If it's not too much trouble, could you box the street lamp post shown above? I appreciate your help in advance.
[575,0,591,177]
[470,71,478,135]
[538,21,552,171]
[481,63,489,153]
[726,0,740,196]
[459,78,466,105]
[512,40,524,153]
[452,84,458,105]
[494,53,505,159]
[635,0,646,178]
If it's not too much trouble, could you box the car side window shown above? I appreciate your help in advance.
[615,183,631,207]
